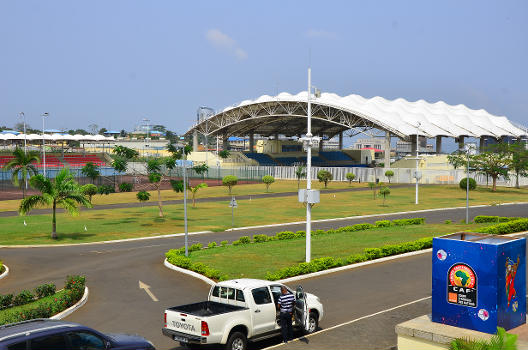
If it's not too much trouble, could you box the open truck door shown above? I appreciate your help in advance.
[294,285,309,333]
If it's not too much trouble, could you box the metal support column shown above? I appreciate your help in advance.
[436,136,442,154]
[338,132,343,150]
[249,134,254,152]
[193,130,199,152]
[384,131,391,168]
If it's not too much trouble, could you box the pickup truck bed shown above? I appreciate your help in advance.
[167,301,247,317]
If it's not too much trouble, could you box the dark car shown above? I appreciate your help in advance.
[0,319,155,350]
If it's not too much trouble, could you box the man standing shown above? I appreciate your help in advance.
[278,286,295,343]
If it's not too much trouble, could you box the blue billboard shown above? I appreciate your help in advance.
[432,233,525,334]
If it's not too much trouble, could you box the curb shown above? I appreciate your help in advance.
[231,202,527,231]
[0,264,9,281]
[0,231,213,248]
[50,286,89,320]
[163,259,215,286]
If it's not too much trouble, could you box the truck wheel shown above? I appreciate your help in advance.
[304,312,318,334]
[225,331,247,350]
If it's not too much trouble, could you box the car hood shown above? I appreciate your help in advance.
[106,333,151,346]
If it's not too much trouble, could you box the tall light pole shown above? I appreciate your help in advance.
[19,112,28,190]
[415,122,421,205]
[299,68,320,263]
[464,143,476,224]
[42,113,49,177]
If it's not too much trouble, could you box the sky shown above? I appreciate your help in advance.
[1,1,527,137]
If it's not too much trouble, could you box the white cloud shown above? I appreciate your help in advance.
[306,29,337,40]
[205,29,248,60]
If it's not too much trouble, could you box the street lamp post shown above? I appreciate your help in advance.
[414,122,421,205]
[19,112,27,189]
[42,113,49,177]
[464,143,476,224]
[182,153,189,257]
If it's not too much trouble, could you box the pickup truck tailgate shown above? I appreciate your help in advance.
[165,310,203,338]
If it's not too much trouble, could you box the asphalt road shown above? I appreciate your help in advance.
[1,203,527,350]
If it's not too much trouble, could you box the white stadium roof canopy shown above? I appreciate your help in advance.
[0,134,115,141]
[186,91,527,140]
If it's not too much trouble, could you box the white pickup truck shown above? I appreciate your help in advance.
[162,278,324,350]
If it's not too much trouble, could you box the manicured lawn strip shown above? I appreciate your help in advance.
[0,180,362,211]
[0,185,526,245]
[184,223,493,280]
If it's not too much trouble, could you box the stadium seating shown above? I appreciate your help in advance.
[63,154,106,167]
[275,157,299,166]
[244,153,277,166]
[319,151,352,161]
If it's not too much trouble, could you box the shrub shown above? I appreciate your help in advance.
[276,231,296,240]
[459,177,477,191]
[136,191,151,203]
[232,240,242,246]
[165,250,225,281]
[253,234,269,243]
[207,242,217,249]
[98,185,115,195]
[220,240,228,247]
[474,215,522,223]
[189,243,203,252]
[317,170,333,188]
[119,182,133,192]
[345,172,356,185]
[34,283,56,299]
[385,170,394,183]
[13,290,34,306]
[445,220,452,224]
[0,294,13,309]
[80,184,98,202]
[375,220,391,227]
[479,219,528,235]
[262,175,275,192]
[392,218,425,226]
[295,230,306,237]
[222,175,238,195]
[239,236,251,244]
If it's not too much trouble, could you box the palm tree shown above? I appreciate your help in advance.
[19,168,92,239]
[3,148,40,199]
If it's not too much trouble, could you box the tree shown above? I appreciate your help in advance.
[189,183,208,207]
[3,148,40,199]
[378,186,391,206]
[447,152,467,170]
[472,145,511,192]
[219,150,230,159]
[192,163,209,181]
[81,184,98,202]
[81,162,100,184]
[19,168,91,239]
[119,129,127,137]
[262,175,275,192]
[345,172,356,186]
[317,170,333,189]
[152,125,167,132]
[508,142,528,189]
[113,145,139,159]
[368,182,377,199]
[222,175,238,195]
[295,165,306,189]
[385,170,394,183]
[136,191,151,204]
[146,157,176,217]
[98,128,108,135]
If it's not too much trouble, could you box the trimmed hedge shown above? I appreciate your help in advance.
[392,218,425,226]
[0,275,86,325]
[264,237,434,280]
[478,219,528,235]
[165,251,227,281]
[474,216,523,223]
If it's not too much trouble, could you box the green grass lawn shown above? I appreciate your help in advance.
[0,180,361,212]
[0,185,526,245]
[185,222,493,279]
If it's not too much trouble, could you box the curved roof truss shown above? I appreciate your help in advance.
[186,92,527,140]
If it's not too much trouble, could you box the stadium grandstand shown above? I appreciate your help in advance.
[185,91,527,168]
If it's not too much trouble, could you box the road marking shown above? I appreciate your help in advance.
[139,280,159,302]
[263,296,432,349]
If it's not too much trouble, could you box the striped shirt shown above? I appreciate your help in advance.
[278,292,295,313]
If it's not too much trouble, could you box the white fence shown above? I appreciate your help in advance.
[240,165,528,187]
